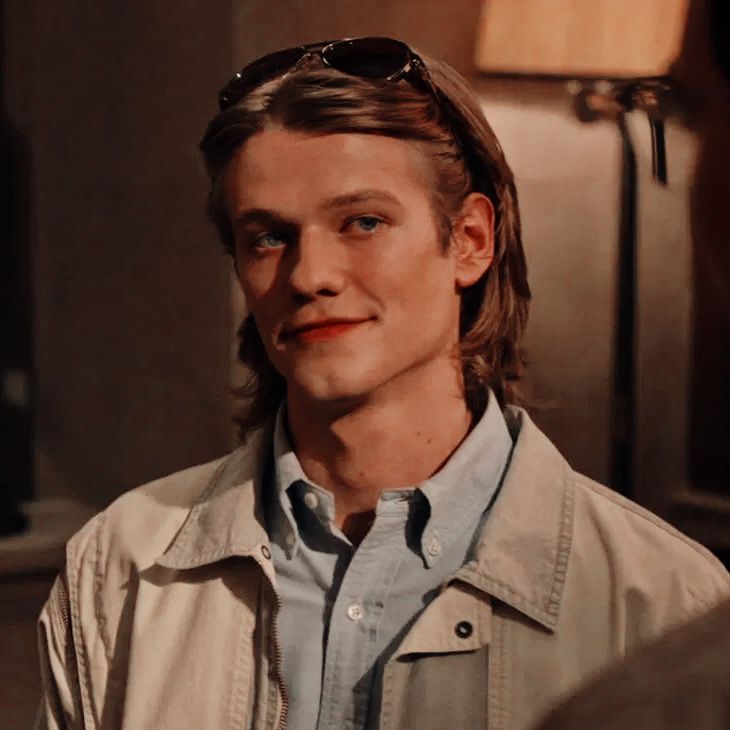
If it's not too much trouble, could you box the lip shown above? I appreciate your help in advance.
[282,318,372,342]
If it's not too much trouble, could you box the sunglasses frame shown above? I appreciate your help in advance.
[218,37,438,112]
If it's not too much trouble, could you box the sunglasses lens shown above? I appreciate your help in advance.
[219,47,307,109]
[323,38,411,79]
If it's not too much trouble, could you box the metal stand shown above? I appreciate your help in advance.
[570,78,670,496]
[611,115,638,496]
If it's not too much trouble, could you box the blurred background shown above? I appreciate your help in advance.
[2,0,729,726]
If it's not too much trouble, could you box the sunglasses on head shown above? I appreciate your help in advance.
[216,37,496,207]
[218,36,438,111]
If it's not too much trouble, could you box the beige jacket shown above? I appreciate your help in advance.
[36,408,730,730]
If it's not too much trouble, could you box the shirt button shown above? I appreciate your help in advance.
[455,621,473,639]
[303,491,319,510]
[261,545,271,560]
[347,603,364,622]
[427,538,442,558]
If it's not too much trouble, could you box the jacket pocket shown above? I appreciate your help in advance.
[379,647,489,730]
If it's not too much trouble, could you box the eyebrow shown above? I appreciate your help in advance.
[230,189,404,228]
[318,189,404,212]
[230,208,296,230]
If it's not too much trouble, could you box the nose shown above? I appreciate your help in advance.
[286,226,345,299]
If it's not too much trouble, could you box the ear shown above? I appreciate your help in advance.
[452,192,495,289]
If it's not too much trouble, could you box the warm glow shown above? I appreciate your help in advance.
[476,0,690,77]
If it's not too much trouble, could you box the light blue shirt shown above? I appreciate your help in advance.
[266,392,514,730]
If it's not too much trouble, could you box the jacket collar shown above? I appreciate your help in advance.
[156,425,276,584]
[156,407,574,631]
[455,406,574,631]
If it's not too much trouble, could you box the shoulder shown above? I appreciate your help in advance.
[53,445,266,657]
[574,471,726,586]
[65,454,233,570]
[574,471,719,564]
[567,470,730,633]
[504,406,729,631]
[67,455,222,558]
[536,597,730,730]
[37,446,265,722]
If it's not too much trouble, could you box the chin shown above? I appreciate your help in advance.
[286,363,382,407]
[292,377,371,405]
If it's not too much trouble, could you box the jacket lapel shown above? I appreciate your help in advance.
[456,406,575,631]
[155,426,277,586]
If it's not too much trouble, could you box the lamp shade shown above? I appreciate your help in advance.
[475,0,689,77]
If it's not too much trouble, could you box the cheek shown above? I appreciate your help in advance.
[358,248,456,321]
[238,259,281,313]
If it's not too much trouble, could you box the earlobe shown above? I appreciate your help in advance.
[454,193,495,289]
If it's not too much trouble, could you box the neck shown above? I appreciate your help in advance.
[286,360,473,529]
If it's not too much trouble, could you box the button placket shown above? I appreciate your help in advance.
[317,502,408,729]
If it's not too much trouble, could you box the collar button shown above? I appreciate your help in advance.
[427,538,442,558]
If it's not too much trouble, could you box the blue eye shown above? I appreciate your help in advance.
[254,231,287,250]
[350,216,382,233]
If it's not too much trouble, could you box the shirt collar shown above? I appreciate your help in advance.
[271,405,317,558]
[155,406,576,632]
[417,390,513,566]
[270,392,513,565]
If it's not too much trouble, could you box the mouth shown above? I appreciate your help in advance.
[282,318,373,343]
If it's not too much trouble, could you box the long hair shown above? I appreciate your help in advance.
[200,51,531,441]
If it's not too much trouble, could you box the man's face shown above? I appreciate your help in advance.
[223,128,468,409]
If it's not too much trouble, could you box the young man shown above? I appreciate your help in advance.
[36,38,729,730]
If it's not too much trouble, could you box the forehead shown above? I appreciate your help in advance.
[223,128,434,211]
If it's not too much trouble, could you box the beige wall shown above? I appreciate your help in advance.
[634,119,695,513]
[477,87,694,495]
[475,81,620,484]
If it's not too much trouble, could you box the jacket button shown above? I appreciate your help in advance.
[455,621,473,639]
[261,545,271,559]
